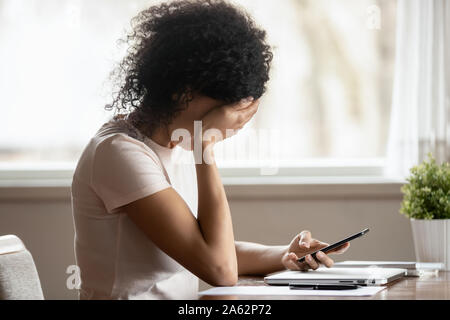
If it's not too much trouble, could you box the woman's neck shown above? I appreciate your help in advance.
[150,125,177,149]
[127,111,179,149]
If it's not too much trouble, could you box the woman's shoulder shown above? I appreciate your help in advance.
[95,115,143,141]
[93,116,158,155]
[93,129,161,167]
[73,117,161,182]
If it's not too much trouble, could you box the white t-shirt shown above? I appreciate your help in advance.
[71,117,199,299]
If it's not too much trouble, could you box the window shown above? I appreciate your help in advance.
[0,0,397,177]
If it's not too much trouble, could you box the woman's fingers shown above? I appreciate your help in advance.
[223,98,259,129]
[285,252,301,271]
[303,240,328,252]
[238,99,259,122]
[298,230,312,249]
[231,97,254,110]
[300,251,334,270]
[315,251,334,268]
[305,254,320,270]
[286,230,349,271]
[286,250,336,271]
[314,241,329,250]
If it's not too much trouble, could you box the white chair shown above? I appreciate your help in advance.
[0,235,44,300]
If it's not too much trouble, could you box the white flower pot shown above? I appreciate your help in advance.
[410,219,450,271]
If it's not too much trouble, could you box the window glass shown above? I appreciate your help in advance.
[0,0,396,166]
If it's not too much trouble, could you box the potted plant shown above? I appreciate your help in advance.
[400,153,450,270]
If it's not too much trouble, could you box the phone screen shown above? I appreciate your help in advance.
[297,228,369,263]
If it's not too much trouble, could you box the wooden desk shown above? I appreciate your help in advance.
[200,271,450,300]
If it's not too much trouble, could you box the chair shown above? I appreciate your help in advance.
[0,235,44,300]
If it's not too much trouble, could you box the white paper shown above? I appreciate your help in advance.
[199,285,385,297]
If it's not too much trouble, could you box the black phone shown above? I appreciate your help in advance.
[297,228,370,263]
[289,283,359,290]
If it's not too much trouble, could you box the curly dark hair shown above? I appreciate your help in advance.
[106,0,273,131]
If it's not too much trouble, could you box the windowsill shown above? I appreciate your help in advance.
[0,176,405,201]
[223,177,404,200]
[0,160,405,200]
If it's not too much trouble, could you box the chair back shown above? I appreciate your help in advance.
[0,235,44,300]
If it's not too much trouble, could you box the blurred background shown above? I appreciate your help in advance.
[0,0,397,167]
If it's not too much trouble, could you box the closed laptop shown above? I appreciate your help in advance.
[264,267,406,286]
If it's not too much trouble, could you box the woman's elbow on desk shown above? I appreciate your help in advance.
[202,262,238,287]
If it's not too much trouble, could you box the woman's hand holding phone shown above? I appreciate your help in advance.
[281,230,350,271]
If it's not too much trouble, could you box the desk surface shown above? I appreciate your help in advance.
[200,271,450,300]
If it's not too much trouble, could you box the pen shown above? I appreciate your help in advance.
[289,283,360,290]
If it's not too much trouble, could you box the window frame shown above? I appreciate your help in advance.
[0,157,405,189]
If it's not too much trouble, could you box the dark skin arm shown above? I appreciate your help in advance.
[121,98,259,286]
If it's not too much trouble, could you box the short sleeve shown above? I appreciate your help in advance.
[91,134,171,213]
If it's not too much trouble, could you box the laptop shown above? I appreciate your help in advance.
[264,267,406,286]
[333,261,444,276]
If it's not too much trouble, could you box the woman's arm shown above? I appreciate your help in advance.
[193,150,238,284]
[122,98,259,287]
[235,241,287,276]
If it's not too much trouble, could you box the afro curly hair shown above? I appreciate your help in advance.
[107,0,273,132]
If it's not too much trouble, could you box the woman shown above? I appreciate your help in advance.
[71,0,349,300]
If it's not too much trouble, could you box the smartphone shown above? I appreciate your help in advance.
[297,228,370,263]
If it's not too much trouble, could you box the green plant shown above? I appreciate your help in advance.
[400,153,450,219]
